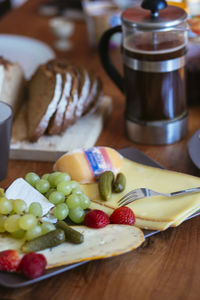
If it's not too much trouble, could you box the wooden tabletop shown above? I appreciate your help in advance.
[0,1,200,299]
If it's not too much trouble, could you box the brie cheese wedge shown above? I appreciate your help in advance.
[5,178,54,216]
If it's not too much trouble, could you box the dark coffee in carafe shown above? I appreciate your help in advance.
[123,33,187,122]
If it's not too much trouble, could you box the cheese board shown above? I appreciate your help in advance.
[0,147,200,288]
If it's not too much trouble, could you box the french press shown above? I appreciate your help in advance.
[99,0,188,145]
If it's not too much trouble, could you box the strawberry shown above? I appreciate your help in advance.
[0,250,21,272]
[110,207,135,225]
[84,209,110,228]
[20,252,47,279]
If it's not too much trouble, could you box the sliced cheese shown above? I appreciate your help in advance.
[54,147,123,183]
[5,178,54,216]
[0,225,144,268]
[81,158,200,230]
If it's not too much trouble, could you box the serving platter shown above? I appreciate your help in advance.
[0,147,199,288]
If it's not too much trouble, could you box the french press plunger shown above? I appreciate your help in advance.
[99,0,188,145]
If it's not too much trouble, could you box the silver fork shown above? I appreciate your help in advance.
[118,187,200,207]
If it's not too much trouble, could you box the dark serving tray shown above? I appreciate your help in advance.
[0,147,199,288]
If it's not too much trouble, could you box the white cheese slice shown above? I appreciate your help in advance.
[5,178,54,216]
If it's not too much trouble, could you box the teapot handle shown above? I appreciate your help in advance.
[98,25,124,93]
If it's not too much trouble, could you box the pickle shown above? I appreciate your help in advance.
[56,221,84,244]
[21,229,65,253]
[113,173,126,193]
[98,171,114,201]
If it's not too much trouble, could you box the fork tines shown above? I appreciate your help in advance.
[118,190,138,207]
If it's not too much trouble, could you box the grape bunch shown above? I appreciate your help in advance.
[0,192,55,241]
[25,171,91,224]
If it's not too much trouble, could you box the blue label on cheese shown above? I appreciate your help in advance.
[84,147,109,177]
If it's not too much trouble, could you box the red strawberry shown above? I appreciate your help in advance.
[0,250,21,272]
[84,209,110,228]
[20,252,47,279]
[110,207,135,225]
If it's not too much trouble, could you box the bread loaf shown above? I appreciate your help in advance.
[10,58,103,142]
[0,57,25,115]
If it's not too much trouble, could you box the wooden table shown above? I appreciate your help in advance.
[0,1,200,299]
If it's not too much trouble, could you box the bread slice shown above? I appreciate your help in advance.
[28,65,63,141]
[0,57,25,116]
[45,59,73,135]
[48,71,73,135]
[61,65,79,131]
[75,67,91,118]
[83,76,103,116]
[12,102,28,142]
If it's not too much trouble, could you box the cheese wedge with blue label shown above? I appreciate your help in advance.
[81,158,200,231]
[54,147,123,183]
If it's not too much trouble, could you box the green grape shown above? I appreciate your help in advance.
[11,229,25,239]
[35,179,50,194]
[45,188,56,199]
[52,203,69,220]
[12,199,27,215]
[25,225,42,240]
[54,173,71,186]
[28,202,43,217]
[19,214,37,230]
[68,207,85,224]
[72,187,83,195]
[0,188,4,197]
[25,172,40,187]
[57,181,72,196]
[70,181,80,189]
[41,221,56,234]
[49,191,65,205]
[4,214,20,232]
[0,197,13,214]
[48,172,62,187]
[79,194,91,209]
[0,215,7,232]
[66,194,80,209]
[41,173,50,180]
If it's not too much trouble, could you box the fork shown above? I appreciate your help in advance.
[118,187,200,207]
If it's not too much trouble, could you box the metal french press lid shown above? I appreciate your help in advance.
[122,0,188,30]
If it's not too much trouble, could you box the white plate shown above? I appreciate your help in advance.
[0,34,55,79]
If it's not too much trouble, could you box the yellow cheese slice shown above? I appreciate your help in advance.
[0,225,144,269]
[81,158,200,230]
